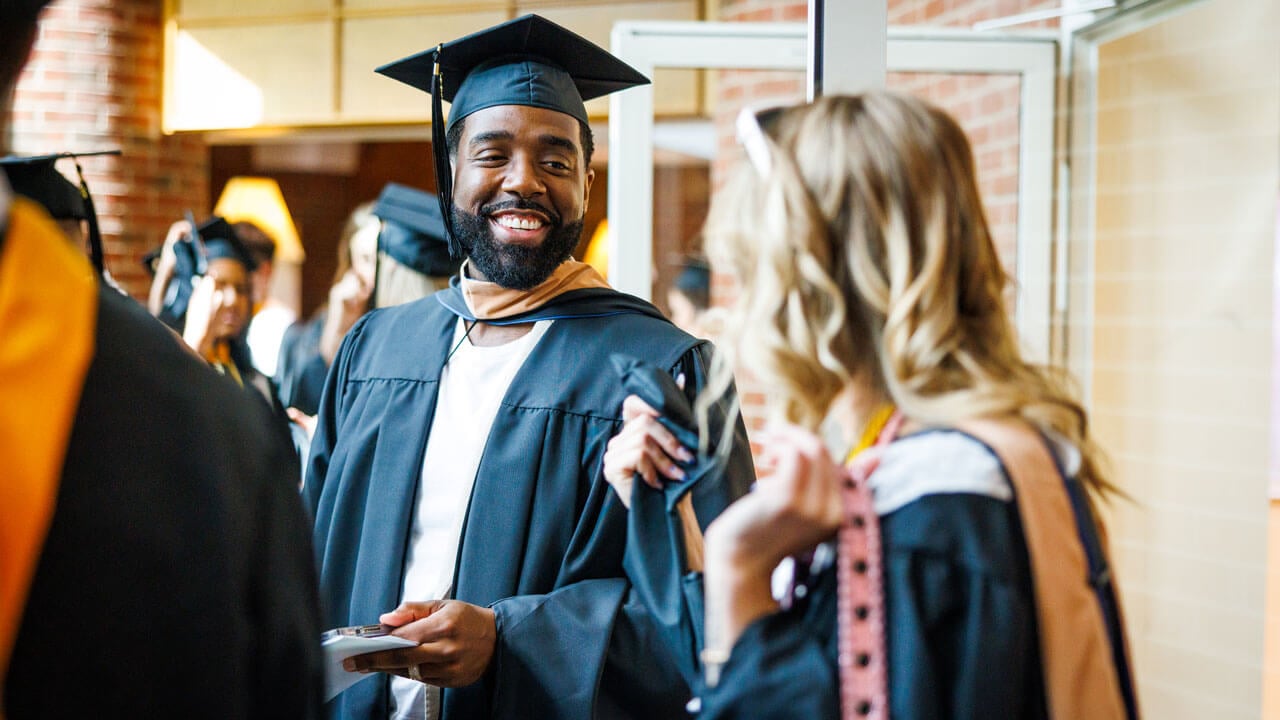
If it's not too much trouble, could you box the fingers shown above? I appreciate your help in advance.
[755,422,831,465]
[620,398,694,463]
[754,422,843,499]
[286,408,317,437]
[353,271,373,299]
[346,601,496,687]
[163,219,193,249]
[379,601,443,629]
[181,275,215,351]
[621,394,659,422]
[603,415,691,491]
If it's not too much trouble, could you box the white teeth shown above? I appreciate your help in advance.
[495,215,543,230]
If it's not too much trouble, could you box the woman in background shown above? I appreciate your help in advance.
[603,92,1137,719]
[275,202,378,419]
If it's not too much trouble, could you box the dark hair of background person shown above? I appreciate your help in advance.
[232,220,276,266]
[672,257,711,311]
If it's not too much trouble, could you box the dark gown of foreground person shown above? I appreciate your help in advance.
[3,206,324,717]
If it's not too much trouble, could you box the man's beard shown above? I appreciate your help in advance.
[452,200,583,290]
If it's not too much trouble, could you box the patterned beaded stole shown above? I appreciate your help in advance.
[837,407,902,720]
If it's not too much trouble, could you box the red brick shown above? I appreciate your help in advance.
[13,0,208,302]
[780,4,808,21]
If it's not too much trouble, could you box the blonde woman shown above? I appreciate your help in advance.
[603,92,1137,719]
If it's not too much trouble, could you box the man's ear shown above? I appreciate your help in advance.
[582,166,596,212]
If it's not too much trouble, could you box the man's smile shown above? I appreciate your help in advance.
[484,204,557,245]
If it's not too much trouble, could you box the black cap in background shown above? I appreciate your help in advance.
[372,183,458,277]
[0,150,121,275]
[0,155,86,220]
[197,215,259,272]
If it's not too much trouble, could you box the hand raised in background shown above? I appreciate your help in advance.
[320,269,373,364]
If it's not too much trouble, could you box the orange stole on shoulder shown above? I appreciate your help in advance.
[0,199,97,704]
[959,418,1135,720]
[459,259,610,320]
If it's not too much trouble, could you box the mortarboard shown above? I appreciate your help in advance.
[1,156,85,219]
[0,150,120,275]
[372,182,458,277]
[375,14,650,259]
[196,215,259,272]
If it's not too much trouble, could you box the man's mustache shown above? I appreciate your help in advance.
[479,199,561,226]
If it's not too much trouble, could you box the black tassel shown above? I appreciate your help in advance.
[430,45,462,260]
[71,157,105,277]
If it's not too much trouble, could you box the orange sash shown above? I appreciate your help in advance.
[459,259,609,320]
[0,199,97,703]
[959,418,1135,720]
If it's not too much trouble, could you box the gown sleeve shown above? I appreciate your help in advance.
[485,342,755,720]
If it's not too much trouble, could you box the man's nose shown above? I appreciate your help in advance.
[501,156,545,197]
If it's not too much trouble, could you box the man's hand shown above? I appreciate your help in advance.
[603,393,694,509]
[342,600,497,687]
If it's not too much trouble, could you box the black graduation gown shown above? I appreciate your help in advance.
[697,432,1048,720]
[304,286,753,720]
[5,285,325,719]
[276,313,329,416]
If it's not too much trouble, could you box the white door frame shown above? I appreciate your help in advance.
[608,21,1058,362]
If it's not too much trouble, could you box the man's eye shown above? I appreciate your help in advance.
[544,160,570,171]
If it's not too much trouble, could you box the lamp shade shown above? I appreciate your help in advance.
[214,176,305,263]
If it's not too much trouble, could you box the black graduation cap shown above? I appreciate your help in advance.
[374,14,650,259]
[372,183,458,277]
[196,215,259,272]
[0,150,120,275]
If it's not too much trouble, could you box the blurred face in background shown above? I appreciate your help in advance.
[349,220,380,288]
[205,257,251,342]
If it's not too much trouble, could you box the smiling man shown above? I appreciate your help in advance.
[303,14,753,720]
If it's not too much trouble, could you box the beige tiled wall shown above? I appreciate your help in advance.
[1069,0,1280,717]
[1266,502,1280,718]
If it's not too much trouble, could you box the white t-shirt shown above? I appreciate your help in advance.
[246,302,296,376]
[390,318,551,720]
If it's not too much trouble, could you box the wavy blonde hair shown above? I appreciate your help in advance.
[699,92,1112,497]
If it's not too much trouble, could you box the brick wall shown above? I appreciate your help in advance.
[12,0,209,300]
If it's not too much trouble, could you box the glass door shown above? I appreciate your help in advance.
[607,21,1057,361]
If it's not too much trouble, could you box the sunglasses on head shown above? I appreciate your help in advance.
[734,105,786,178]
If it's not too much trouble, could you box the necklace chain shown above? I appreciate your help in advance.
[445,320,476,364]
